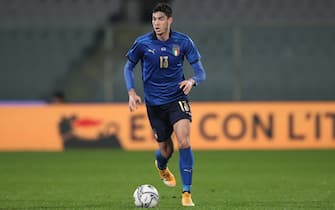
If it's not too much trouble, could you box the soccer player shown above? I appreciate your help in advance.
[123,2,206,207]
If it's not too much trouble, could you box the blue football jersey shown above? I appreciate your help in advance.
[126,31,201,105]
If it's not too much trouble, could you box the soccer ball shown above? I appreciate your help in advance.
[133,184,159,208]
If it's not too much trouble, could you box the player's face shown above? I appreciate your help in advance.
[152,12,172,37]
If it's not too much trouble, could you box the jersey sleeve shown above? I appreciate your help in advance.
[126,40,143,64]
[185,37,201,65]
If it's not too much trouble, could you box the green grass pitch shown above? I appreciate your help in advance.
[0,150,334,209]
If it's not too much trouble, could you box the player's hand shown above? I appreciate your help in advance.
[128,89,142,112]
[179,79,195,95]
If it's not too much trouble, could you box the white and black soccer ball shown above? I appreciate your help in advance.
[133,184,159,208]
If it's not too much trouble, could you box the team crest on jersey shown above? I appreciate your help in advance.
[172,45,180,56]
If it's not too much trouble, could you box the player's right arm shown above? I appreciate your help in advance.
[124,37,146,111]
[124,60,142,112]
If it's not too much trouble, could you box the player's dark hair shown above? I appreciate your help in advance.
[152,2,172,18]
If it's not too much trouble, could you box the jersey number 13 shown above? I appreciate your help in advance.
[160,56,169,68]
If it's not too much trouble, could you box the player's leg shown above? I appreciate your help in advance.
[146,104,176,187]
[169,100,195,206]
[174,119,195,206]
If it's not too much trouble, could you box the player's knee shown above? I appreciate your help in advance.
[178,138,191,149]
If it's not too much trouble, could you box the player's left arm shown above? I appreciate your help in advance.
[179,60,206,95]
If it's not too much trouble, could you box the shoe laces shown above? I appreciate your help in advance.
[161,169,171,180]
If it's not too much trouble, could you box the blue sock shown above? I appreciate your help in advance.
[179,147,194,192]
[156,150,168,170]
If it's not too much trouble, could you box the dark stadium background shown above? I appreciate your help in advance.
[1,0,334,102]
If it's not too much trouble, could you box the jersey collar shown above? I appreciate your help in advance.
[152,30,172,40]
